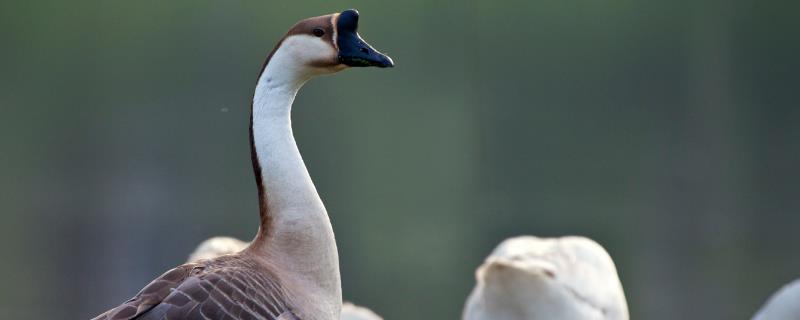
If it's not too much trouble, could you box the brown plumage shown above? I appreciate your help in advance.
[92,255,296,320]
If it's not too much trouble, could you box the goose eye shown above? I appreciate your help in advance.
[312,28,325,37]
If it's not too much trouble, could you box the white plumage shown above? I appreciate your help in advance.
[463,236,629,320]
[340,302,383,320]
[186,236,248,262]
[753,279,800,320]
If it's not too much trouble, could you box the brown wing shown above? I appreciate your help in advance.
[92,256,298,320]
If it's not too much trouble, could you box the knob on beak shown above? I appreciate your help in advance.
[336,9,394,68]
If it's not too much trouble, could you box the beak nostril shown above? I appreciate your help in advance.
[360,47,369,54]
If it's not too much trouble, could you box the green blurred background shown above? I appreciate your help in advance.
[1,0,798,319]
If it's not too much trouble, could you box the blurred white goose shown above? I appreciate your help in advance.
[463,236,629,320]
[752,279,800,320]
[187,237,383,320]
[186,236,248,262]
[340,302,383,320]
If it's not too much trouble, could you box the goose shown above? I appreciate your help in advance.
[752,279,800,320]
[185,237,384,320]
[186,236,248,262]
[92,9,393,320]
[340,303,383,320]
[463,236,629,320]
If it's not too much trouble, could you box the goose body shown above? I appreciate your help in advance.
[186,237,384,320]
[753,279,800,320]
[92,9,392,320]
[463,236,629,320]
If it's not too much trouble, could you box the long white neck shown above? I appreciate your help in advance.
[248,43,341,317]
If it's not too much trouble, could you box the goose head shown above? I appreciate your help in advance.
[264,9,393,82]
[464,236,629,320]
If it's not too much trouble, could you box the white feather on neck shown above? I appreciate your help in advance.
[250,35,342,319]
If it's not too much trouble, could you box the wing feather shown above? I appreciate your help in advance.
[92,256,299,320]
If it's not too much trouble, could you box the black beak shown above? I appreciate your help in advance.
[337,9,394,68]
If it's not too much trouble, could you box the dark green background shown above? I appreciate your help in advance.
[1,1,798,319]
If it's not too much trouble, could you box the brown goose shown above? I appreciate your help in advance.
[92,9,393,320]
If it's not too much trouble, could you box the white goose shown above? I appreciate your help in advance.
[339,303,383,320]
[463,236,629,320]
[93,9,393,320]
[186,236,249,263]
[752,279,800,320]
[185,237,384,320]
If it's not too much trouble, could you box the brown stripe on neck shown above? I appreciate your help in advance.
[248,109,271,239]
[250,40,282,241]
